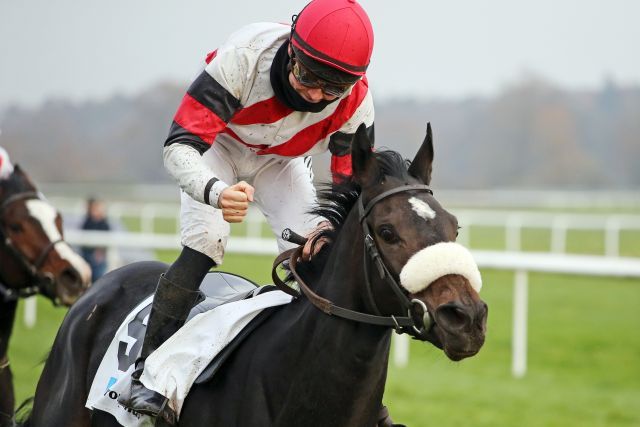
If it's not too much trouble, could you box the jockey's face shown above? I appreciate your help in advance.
[288,71,340,103]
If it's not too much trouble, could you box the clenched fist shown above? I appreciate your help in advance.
[218,181,255,223]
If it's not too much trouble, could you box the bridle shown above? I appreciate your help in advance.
[0,191,62,303]
[273,184,435,339]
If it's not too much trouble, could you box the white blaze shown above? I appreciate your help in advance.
[399,242,482,294]
[27,199,61,241]
[408,197,436,221]
[26,200,92,281]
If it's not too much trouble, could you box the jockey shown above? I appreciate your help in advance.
[0,145,14,179]
[119,0,375,419]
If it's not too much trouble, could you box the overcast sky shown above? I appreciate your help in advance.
[0,0,638,109]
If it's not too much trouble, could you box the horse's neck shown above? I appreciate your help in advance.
[0,246,28,291]
[314,212,370,310]
[273,301,392,424]
[0,300,17,358]
[0,246,19,358]
[273,213,392,422]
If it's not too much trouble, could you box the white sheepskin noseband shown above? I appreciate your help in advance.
[399,242,482,294]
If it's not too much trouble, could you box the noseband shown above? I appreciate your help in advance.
[0,191,62,302]
[274,184,435,339]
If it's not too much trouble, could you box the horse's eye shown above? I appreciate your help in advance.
[377,225,399,244]
[456,225,462,238]
[8,223,23,233]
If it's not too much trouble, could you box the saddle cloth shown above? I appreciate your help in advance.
[85,272,292,427]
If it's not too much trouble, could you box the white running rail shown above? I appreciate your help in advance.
[50,198,640,257]
[55,230,640,378]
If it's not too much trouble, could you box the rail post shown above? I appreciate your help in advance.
[512,269,528,378]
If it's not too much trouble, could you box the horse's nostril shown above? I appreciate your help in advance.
[476,301,489,331]
[60,268,83,290]
[436,303,472,332]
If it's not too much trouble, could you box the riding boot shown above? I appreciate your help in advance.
[118,247,215,425]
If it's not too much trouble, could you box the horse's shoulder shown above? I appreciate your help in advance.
[66,261,166,319]
[109,261,168,290]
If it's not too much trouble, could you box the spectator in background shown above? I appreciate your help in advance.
[81,197,111,282]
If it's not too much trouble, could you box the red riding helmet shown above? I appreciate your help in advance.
[291,0,374,77]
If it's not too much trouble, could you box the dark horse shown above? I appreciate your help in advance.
[0,165,92,426]
[20,124,488,427]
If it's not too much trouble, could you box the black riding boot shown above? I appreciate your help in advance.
[118,247,215,425]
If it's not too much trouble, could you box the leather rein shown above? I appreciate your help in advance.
[0,191,62,303]
[272,184,435,339]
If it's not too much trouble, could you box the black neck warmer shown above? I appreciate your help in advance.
[270,40,337,113]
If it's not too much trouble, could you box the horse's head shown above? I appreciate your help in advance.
[351,123,487,361]
[0,165,91,306]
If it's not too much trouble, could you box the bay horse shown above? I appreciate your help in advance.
[19,124,488,427]
[0,165,92,426]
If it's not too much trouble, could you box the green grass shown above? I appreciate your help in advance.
[620,230,640,257]
[8,242,640,426]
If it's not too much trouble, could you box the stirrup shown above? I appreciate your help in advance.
[120,382,177,426]
[117,364,177,425]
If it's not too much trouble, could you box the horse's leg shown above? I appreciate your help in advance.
[0,359,14,427]
[28,371,92,427]
[0,368,13,427]
[0,301,17,427]
[28,317,93,427]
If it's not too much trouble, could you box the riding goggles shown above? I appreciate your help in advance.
[290,56,354,98]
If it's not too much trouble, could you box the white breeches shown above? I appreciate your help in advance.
[180,139,320,265]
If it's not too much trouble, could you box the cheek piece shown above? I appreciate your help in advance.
[399,242,482,295]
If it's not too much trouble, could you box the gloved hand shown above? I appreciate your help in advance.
[218,181,255,223]
[302,220,333,261]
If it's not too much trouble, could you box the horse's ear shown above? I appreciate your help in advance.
[11,164,36,188]
[13,164,28,180]
[351,123,379,187]
[408,123,434,185]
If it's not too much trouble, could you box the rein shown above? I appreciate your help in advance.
[0,191,60,303]
[0,355,9,370]
[272,184,435,338]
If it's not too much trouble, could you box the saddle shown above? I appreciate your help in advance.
[191,272,278,383]
[87,272,287,427]
[122,272,277,383]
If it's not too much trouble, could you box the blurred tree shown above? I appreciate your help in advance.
[1,79,638,189]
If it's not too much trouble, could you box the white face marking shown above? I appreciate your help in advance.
[26,200,92,282]
[408,197,436,221]
[26,199,61,241]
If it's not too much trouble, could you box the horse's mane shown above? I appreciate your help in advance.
[288,149,412,282]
